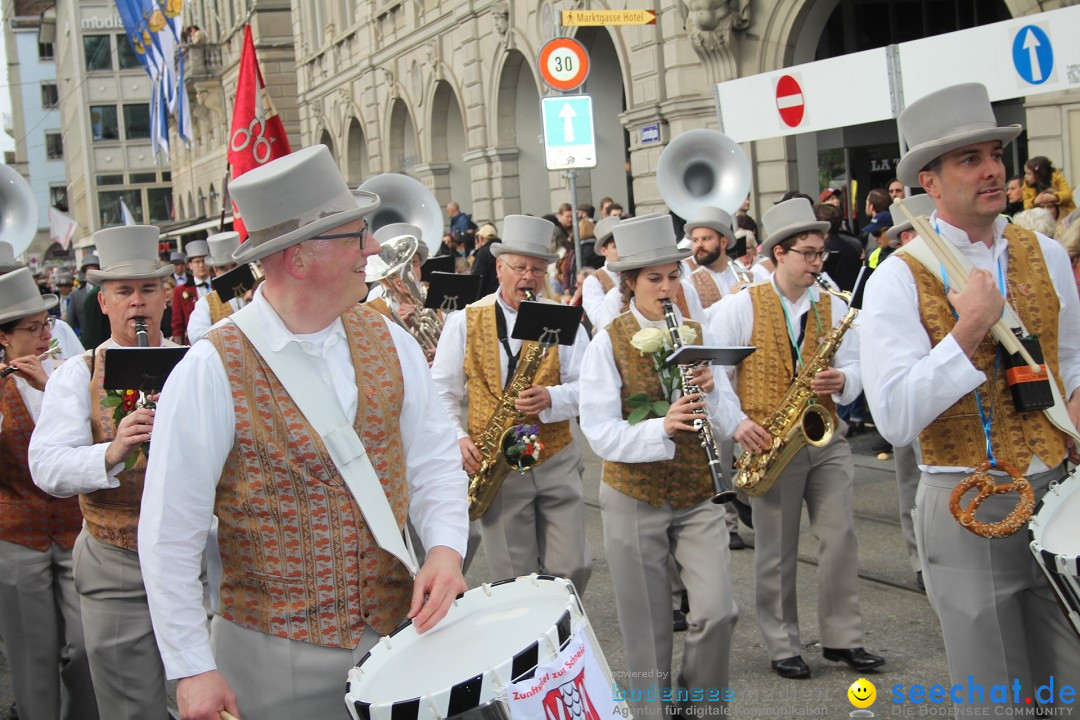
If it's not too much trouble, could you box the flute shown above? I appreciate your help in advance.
[0,346,61,378]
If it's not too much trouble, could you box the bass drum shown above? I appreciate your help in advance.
[1028,470,1080,637]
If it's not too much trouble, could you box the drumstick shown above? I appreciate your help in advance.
[892,199,1040,370]
[219,712,240,720]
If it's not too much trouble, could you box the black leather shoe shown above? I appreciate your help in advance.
[731,498,754,529]
[771,656,811,679]
[845,421,865,437]
[916,571,925,591]
[729,532,746,550]
[673,609,688,632]
[822,647,885,672]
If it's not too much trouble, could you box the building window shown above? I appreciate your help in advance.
[96,174,124,186]
[45,133,63,159]
[84,35,112,71]
[41,83,59,109]
[147,187,174,224]
[50,185,68,212]
[90,105,119,141]
[123,104,151,140]
[38,42,54,61]
[130,172,156,184]
[99,190,143,227]
[116,33,141,70]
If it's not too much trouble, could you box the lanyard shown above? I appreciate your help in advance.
[940,258,1006,466]
[494,303,519,389]
[778,293,822,370]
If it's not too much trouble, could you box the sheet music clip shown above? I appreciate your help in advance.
[420,255,456,283]
[512,300,581,346]
[211,263,257,302]
[103,347,189,393]
[666,346,756,367]
[424,272,482,313]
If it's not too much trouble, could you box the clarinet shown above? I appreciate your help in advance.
[132,317,156,411]
[661,299,737,504]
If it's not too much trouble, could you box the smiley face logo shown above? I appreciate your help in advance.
[848,678,876,709]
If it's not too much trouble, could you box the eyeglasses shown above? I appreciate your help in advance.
[310,223,369,243]
[503,262,547,278]
[786,248,830,262]
[14,316,56,337]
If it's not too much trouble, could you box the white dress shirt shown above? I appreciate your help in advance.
[52,318,82,361]
[139,286,469,679]
[860,213,1080,474]
[579,300,741,463]
[430,292,590,441]
[707,275,863,424]
[185,294,245,345]
[28,339,166,497]
[193,276,212,299]
[595,279,706,333]
[581,265,619,327]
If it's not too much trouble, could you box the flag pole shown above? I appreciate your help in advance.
[218,170,231,233]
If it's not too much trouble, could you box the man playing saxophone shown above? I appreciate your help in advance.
[431,214,592,592]
[708,198,884,679]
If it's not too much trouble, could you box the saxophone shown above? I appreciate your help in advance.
[466,291,553,520]
[733,276,857,497]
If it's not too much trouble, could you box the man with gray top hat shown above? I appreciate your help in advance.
[170,250,189,286]
[861,82,1080,710]
[186,231,246,344]
[138,144,468,720]
[28,225,180,720]
[431,214,592,593]
[709,197,883,679]
[65,254,99,338]
[580,215,621,331]
[171,239,212,344]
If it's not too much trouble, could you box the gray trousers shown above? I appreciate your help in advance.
[893,443,921,574]
[916,466,1080,711]
[211,615,379,720]
[0,540,97,720]
[750,435,864,660]
[600,483,737,718]
[479,440,592,593]
[72,530,168,720]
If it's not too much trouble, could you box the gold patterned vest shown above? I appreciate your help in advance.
[207,291,236,324]
[897,225,1067,469]
[0,378,83,551]
[83,343,157,552]
[596,268,615,294]
[737,283,836,425]
[689,267,723,308]
[601,313,714,508]
[207,306,412,646]
[464,297,572,458]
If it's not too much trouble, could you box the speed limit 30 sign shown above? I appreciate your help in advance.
[539,37,590,92]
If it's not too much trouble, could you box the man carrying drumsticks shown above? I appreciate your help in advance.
[861,83,1080,713]
[139,145,469,720]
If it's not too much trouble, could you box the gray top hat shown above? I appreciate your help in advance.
[169,251,187,264]
[206,232,241,267]
[229,145,380,264]
[594,216,621,246]
[0,241,22,274]
[184,239,210,259]
[607,213,690,272]
[490,215,559,263]
[85,226,173,284]
[374,223,430,264]
[80,253,100,270]
[760,199,831,258]
[0,267,58,324]
[886,193,937,247]
[684,207,735,248]
[896,83,1022,187]
[54,272,74,286]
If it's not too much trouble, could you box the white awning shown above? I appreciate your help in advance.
[161,216,234,240]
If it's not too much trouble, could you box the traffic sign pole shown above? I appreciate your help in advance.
[567,170,583,276]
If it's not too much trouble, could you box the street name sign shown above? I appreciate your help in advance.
[561,10,657,26]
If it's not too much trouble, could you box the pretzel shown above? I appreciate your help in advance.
[948,460,1035,539]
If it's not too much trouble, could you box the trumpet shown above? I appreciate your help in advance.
[661,299,737,504]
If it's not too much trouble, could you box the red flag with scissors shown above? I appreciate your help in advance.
[227,24,291,238]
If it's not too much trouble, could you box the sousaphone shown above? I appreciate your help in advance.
[658,129,751,219]
[0,164,39,256]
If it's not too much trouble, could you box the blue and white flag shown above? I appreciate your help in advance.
[120,198,137,226]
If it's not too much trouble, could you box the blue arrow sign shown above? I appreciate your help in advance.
[541,96,597,169]
[1012,25,1053,86]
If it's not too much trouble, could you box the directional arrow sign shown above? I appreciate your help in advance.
[561,9,657,26]
[1013,24,1053,86]
[541,95,596,170]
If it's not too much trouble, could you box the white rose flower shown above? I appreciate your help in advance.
[677,324,698,345]
[630,327,667,354]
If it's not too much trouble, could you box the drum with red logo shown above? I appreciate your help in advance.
[345,574,628,720]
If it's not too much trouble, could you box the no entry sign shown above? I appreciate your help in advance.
[775,75,805,128]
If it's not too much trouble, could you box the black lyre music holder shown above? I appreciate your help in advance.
[666,346,756,367]
[512,300,582,347]
[424,272,482,313]
[211,263,257,303]
[420,255,456,283]
[103,347,189,393]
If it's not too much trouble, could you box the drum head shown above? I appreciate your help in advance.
[1043,484,1080,554]
[351,577,577,709]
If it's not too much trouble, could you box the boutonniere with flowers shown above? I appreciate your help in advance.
[625,324,697,424]
[504,423,544,471]
[182,291,192,300]
[101,389,146,469]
